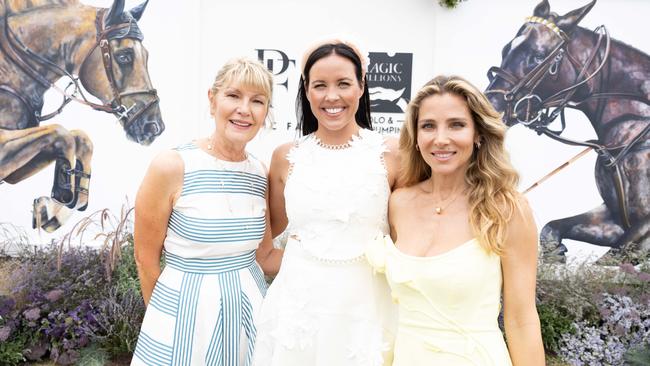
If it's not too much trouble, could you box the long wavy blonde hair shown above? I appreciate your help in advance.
[399,75,520,255]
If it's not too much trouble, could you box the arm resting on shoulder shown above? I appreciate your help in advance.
[255,213,283,276]
[268,143,292,238]
[383,135,402,190]
[256,160,284,276]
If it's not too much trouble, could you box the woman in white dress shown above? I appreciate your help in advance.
[252,39,400,366]
[132,58,283,366]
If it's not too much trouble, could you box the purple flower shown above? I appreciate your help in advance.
[636,272,650,283]
[54,349,80,365]
[69,309,82,322]
[0,296,15,317]
[0,326,11,342]
[45,289,65,302]
[600,307,612,318]
[23,307,41,321]
[24,339,48,361]
[619,263,636,274]
[78,334,89,347]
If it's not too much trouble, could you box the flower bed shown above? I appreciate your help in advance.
[1,213,649,364]
[0,240,143,365]
[537,260,650,365]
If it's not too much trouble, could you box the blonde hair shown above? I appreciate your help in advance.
[399,75,521,255]
[209,57,274,103]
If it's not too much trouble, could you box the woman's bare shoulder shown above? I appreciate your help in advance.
[390,184,421,207]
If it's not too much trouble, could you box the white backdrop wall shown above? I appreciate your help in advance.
[1,0,648,263]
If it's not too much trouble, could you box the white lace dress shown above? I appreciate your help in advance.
[252,129,396,366]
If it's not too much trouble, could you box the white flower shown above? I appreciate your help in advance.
[346,323,391,366]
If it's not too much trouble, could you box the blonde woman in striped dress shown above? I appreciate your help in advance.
[132,58,282,366]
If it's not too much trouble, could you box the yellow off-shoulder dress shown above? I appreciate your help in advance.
[366,235,513,366]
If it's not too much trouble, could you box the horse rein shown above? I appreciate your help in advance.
[495,21,650,167]
[82,8,159,127]
[489,17,650,228]
[486,18,614,127]
[0,5,158,130]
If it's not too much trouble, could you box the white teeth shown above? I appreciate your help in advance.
[231,120,252,127]
[324,107,344,114]
[434,152,453,158]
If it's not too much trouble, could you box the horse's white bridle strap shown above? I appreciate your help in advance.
[525,16,568,40]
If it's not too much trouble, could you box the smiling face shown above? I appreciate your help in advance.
[417,93,478,178]
[209,83,269,146]
[306,53,364,134]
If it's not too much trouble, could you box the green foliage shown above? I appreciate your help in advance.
[0,205,143,364]
[439,0,466,9]
[112,238,141,296]
[537,262,609,326]
[545,356,570,366]
[88,287,144,359]
[0,336,27,365]
[537,303,575,354]
[625,344,650,366]
[76,343,109,366]
[0,222,29,257]
[618,261,650,299]
[537,259,650,364]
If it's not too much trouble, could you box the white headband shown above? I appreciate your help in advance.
[300,36,369,79]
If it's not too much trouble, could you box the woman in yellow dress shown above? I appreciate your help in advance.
[367,75,544,365]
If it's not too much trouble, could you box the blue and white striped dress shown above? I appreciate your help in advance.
[132,142,268,366]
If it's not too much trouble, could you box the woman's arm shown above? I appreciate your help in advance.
[383,135,402,190]
[502,196,545,365]
[256,161,284,276]
[134,150,183,306]
[387,188,407,242]
[268,143,292,238]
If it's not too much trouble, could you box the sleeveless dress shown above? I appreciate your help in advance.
[132,142,269,366]
[366,235,513,366]
[252,129,396,366]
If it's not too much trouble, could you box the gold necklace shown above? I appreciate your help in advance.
[213,153,257,220]
[206,135,247,161]
[430,185,467,215]
[203,135,256,219]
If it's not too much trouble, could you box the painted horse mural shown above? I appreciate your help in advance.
[0,0,163,232]
[485,0,650,263]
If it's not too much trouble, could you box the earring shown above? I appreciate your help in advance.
[415,144,420,151]
[475,141,481,149]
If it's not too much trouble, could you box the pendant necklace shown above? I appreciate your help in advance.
[205,135,255,218]
[430,184,467,215]
[206,135,246,161]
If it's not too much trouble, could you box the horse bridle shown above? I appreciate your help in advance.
[0,6,159,130]
[487,16,650,229]
[486,17,611,128]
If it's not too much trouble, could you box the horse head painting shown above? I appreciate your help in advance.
[485,0,650,263]
[0,0,163,232]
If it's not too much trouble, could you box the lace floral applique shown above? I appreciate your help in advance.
[269,279,318,350]
[346,322,391,366]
